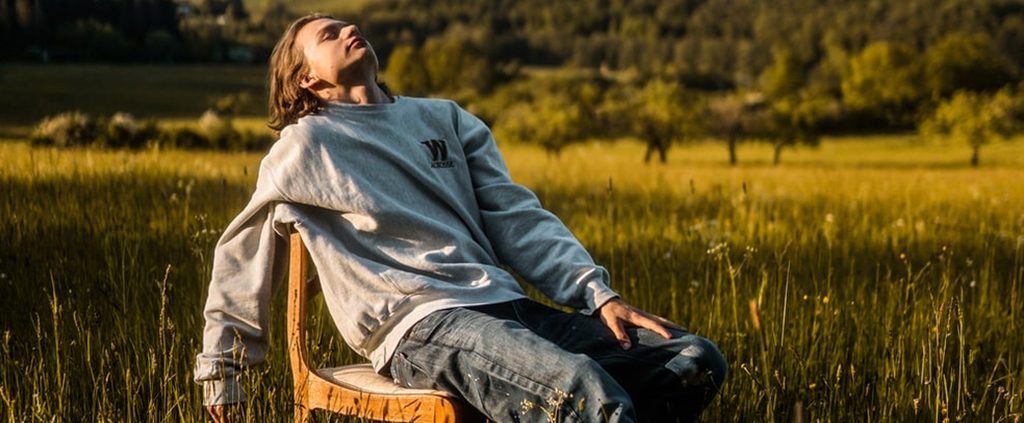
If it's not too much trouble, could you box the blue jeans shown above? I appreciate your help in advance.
[387,299,728,422]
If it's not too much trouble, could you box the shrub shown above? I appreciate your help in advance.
[30,111,98,147]
[198,109,236,149]
[156,126,208,150]
[236,129,275,151]
[97,112,146,148]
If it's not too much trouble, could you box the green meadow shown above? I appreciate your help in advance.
[1,134,1022,421]
[1,61,1023,422]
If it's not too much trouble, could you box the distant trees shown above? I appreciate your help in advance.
[602,79,701,163]
[922,32,1015,100]
[489,73,603,158]
[919,89,1019,167]
[0,0,294,62]
[4,0,1024,159]
[704,93,767,166]
[0,0,180,61]
[840,41,924,126]
[497,92,587,158]
[756,46,837,165]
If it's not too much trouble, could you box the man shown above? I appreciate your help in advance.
[195,13,727,422]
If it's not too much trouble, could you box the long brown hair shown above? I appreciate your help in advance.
[266,13,392,132]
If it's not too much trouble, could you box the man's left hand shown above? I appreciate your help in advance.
[597,298,685,350]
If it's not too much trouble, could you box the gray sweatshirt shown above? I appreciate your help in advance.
[193,96,620,405]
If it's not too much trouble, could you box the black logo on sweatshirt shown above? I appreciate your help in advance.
[420,139,454,168]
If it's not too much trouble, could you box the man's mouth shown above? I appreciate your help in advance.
[348,37,367,51]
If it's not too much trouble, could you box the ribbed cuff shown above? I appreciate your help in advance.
[580,280,620,315]
[202,378,247,406]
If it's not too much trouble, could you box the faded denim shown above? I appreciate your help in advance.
[388,299,728,422]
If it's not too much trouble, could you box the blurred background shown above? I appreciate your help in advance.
[2,0,1023,164]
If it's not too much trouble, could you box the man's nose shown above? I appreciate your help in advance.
[342,24,360,40]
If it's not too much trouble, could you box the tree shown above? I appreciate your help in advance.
[494,92,586,158]
[621,79,699,164]
[759,46,803,100]
[382,45,432,96]
[705,92,764,166]
[420,35,496,95]
[919,89,1017,167]
[756,45,835,165]
[922,32,1014,100]
[762,95,837,165]
[841,41,924,125]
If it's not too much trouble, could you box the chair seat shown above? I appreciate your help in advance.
[316,364,455,397]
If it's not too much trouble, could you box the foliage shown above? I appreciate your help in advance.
[96,113,162,149]
[211,92,257,117]
[490,72,605,156]
[758,47,804,101]
[919,89,1018,166]
[495,93,585,157]
[703,93,769,165]
[158,126,210,150]
[27,109,273,151]
[602,79,702,163]
[840,41,924,126]
[922,32,1016,101]
[29,111,99,147]
[53,19,135,61]
[383,24,514,97]
[381,45,432,95]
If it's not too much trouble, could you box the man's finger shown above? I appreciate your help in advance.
[608,318,631,349]
[632,313,674,339]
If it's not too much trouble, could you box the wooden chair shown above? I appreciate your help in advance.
[287,229,485,422]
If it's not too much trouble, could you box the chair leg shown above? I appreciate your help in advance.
[293,404,310,423]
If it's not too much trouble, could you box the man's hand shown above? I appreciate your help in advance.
[597,298,685,350]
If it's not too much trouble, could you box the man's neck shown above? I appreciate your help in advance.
[318,79,392,105]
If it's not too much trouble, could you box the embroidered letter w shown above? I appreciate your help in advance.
[420,139,449,162]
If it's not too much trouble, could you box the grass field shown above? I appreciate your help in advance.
[1,134,1022,421]
[0,64,268,138]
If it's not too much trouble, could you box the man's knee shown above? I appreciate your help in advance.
[666,334,728,396]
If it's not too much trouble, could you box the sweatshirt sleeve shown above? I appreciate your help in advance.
[193,159,292,406]
[455,104,619,314]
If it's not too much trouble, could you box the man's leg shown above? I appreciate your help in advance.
[507,300,729,423]
[389,304,637,422]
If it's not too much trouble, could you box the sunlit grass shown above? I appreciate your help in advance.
[1,136,1022,421]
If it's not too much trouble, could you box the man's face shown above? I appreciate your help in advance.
[295,18,377,89]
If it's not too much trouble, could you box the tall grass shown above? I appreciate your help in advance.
[0,136,1021,421]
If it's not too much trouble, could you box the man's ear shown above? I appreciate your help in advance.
[299,73,318,89]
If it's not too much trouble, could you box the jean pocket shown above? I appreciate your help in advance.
[391,351,434,390]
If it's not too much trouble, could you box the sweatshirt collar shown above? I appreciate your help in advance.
[324,95,403,113]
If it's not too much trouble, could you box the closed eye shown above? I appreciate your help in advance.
[320,29,338,41]
[317,22,345,43]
